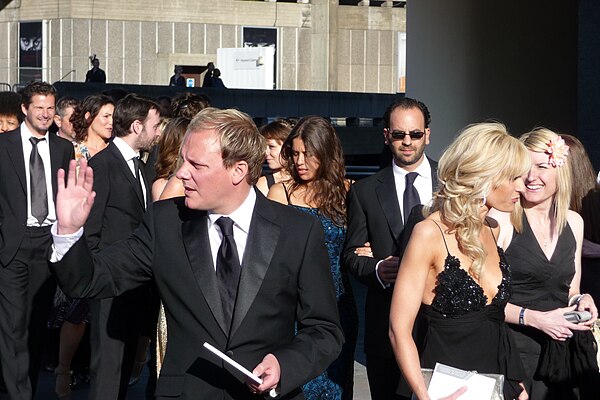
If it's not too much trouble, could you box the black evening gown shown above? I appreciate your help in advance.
[419,225,526,400]
[505,216,580,399]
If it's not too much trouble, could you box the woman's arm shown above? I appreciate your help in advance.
[566,210,598,323]
[389,221,439,400]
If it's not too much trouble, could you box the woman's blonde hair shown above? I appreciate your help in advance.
[512,128,572,235]
[426,122,530,278]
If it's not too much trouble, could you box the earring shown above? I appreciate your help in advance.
[481,197,487,206]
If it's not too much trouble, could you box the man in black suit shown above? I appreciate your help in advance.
[85,93,161,400]
[50,107,343,399]
[343,97,437,400]
[0,81,74,399]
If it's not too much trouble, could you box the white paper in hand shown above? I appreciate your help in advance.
[427,363,496,400]
[203,342,263,385]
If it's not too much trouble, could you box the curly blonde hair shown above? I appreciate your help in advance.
[426,122,530,278]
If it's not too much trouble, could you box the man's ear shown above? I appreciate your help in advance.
[131,120,141,135]
[53,114,62,127]
[231,160,249,185]
[383,128,389,145]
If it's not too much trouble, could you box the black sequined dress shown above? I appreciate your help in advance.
[419,224,526,399]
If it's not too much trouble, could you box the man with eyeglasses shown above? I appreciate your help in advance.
[343,97,437,400]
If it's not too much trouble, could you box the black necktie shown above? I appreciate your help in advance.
[215,217,241,331]
[132,156,146,208]
[403,172,420,223]
[29,137,48,225]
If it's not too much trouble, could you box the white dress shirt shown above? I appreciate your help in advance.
[207,188,256,269]
[392,155,434,220]
[20,122,56,227]
[112,136,147,207]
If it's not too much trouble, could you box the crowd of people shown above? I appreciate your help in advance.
[0,81,599,400]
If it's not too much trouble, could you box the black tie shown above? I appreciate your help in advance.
[403,172,420,223]
[132,156,146,208]
[29,137,48,225]
[215,217,241,331]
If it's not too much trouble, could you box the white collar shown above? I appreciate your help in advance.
[112,136,139,161]
[207,188,256,235]
[20,121,48,142]
[392,155,432,179]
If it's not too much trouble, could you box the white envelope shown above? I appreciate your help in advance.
[427,363,496,400]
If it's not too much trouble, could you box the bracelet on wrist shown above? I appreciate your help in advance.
[569,293,588,307]
[519,307,526,326]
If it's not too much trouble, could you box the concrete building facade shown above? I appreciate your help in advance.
[0,0,406,92]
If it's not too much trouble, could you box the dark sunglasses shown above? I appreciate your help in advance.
[389,130,426,140]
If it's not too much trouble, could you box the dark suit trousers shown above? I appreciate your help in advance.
[89,284,154,400]
[0,226,55,400]
[367,354,409,400]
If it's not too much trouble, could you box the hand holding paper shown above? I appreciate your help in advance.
[251,353,281,395]
[428,363,496,400]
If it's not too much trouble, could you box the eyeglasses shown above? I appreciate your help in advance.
[389,130,426,140]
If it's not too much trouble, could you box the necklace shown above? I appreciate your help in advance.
[531,219,552,248]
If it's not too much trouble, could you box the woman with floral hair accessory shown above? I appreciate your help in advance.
[491,128,599,399]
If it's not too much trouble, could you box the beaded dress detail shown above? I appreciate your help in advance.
[418,221,525,400]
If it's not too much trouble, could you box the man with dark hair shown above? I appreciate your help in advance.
[54,96,79,140]
[51,107,343,399]
[85,93,161,399]
[343,97,437,400]
[0,81,74,399]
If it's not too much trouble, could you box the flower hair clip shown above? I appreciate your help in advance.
[546,136,569,167]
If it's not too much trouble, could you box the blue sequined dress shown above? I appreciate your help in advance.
[419,223,526,399]
[291,205,359,400]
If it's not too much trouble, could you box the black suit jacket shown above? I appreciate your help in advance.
[342,158,437,357]
[86,141,150,250]
[0,128,74,266]
[51,192,343,399]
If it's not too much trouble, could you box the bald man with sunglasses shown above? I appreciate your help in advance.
[343,97,438,400]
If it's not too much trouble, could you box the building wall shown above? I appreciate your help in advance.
[0,0,405,92]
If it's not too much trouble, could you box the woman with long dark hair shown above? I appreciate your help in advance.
[268,116,358,400]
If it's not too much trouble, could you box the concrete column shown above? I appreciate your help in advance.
[310,0,336,91]
[407,0,577,158]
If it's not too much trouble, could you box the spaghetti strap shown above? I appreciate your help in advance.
[431,220,451,255]
[265,173,275,189]
[282,184,292,205]
[486,219,498,243]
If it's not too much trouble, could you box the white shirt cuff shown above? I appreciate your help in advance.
[50,223,84,263]
[375,259,390,289]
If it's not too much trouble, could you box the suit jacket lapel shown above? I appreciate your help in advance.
[181,209,229,336]
[376,167,404,244]
[6,130,27,195]
[108,143,146,209]
[229,194,279,339]
[48,134,65,199]
[429,157,439,192]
